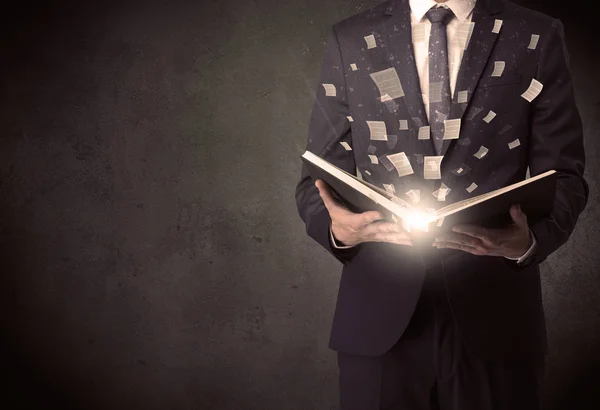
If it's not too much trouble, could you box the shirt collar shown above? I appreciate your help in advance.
[409,0,477,22]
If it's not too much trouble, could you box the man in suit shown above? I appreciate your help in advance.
[294,0,588,408]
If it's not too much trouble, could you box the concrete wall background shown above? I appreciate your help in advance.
[0,1,598,409]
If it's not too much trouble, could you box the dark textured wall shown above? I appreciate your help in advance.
[0,1,598,409]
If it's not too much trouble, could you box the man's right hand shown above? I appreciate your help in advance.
[315,179,414,247]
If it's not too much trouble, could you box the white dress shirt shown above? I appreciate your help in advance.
[329,0,537,264]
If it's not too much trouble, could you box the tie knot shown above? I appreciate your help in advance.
[426,6,454,25]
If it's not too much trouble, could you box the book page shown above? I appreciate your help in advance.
[302,151,415,219]
[491,61,505,77]
[367,121,388,141]
[405,189,420,204]
[435,192,494,215]
[528,34,540,50]
[364,34,377,49]
[443,119,461,140]
[521,78,543,102]
[391,195,411,209]
[492,19,503,34]
[369,67,405,100]
[386,152,414,177]
[424,156,443,179]
[434,169,556,217]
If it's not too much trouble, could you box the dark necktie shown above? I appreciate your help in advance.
[426,6,455,156]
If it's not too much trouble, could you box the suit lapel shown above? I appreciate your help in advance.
[438,0,504,159]
[379,0,435,160]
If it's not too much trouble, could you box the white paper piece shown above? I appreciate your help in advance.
[368,154,379,164]
[367,120,388,141]
[418,126,430,140]
[424,156,443,179]
[386,152,414,177]
[399,119,409,130]
[455,21,475,50]
[452,163,471,175]
[435,110,447,122]
[383,98,399,113]
[521,78,543,102]
[380,156,395,171]
[436,216,445,227]
[466,106,483,120]
[466,182,478,193]
[433,183,451,201]
[412,23,426,42]
[528,34,540,50]
[364,169,371,176]
[350,63,358,71]
[339,141,352,151]
[492,19,503,34]
[405,189,421,204]
[498,124,512,134]
[508,138,521,149]
[443,118,461,140]
[429,82,443,103]
[473,145,489,159]
[482,110,496,123]
[364,34,377,49]
[457,90,468,103]
[322,83,336,96]
[383,183,395,195]
[380,93,393,103]
[370,67,405,100]
[491,61,505,77]
[346,115,354,122]
[432,191,447,202]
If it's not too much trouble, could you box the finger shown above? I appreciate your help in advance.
[315,180,346,214]
[434,241,488,256]
[362,221,405,239]
[334,211,384,236]
[451,224,489,241]
[360,211,385,226]
[337,211,385,234]
[363,222,413,245]
[377,232,414,246]
[434,232,482,248]
[510,204,528,228]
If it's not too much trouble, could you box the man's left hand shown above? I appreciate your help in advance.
[432,204,533,258]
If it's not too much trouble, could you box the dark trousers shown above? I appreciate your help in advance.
[337,267,545,410]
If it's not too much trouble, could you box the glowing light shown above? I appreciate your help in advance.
[403,209,434,232]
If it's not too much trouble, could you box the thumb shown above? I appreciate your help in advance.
[363,211,385,225]
[510,204,528,228]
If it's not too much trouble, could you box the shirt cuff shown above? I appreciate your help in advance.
[329,223,356,249]
[504,228,537,264]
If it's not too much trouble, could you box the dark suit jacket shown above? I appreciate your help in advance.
[295,0,588,360]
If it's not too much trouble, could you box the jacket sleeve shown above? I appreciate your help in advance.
[507,18,589,270]
[294,26,362,266]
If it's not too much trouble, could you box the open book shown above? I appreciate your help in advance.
[301,150,556,241]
